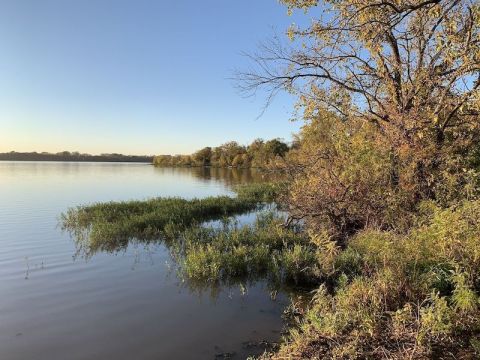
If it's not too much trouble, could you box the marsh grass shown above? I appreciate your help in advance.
[234,182,287,203]
[61,195,259,254]
[171,212,320,288]
[60,182,322,288]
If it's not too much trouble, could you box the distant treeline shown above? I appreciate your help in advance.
[0,151,153,163]
[153,138,293,168]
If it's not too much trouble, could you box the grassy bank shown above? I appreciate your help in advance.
[267,201,480,359]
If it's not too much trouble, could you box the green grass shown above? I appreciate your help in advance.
[62,195,258,253]
[172,212,319,288]
[61,182,283,252]
[234,181,287,203]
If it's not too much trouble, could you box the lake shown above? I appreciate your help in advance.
[0,162,289,360]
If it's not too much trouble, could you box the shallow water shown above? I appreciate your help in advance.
[0,162,288,360]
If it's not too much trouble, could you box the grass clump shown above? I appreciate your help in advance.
[173,212,320,287]
[269,200,480,359]
[235,181,286,203]
[63,207,321,289]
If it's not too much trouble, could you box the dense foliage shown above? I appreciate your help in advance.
[283,108,479,242]
[270,201,480,359]
[237,0,480,358]
[153,138,290,168]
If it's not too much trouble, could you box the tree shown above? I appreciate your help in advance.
[264,138,289,158]
[232,153,245,167]
[242,0,480,139]
[240,0,480,234]
[247,138,266,167]
[193,147,212,166]
[219,141,246,166]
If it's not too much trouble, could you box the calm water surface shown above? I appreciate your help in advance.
[0,162,288,360]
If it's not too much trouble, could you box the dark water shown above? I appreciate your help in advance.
[0,162,288,360]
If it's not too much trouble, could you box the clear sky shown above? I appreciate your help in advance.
[0,0,305,155]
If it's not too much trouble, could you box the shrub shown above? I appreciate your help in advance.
[272,200,480,359]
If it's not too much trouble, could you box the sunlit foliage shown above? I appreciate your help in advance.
[241,0,480,220]
[153,138,290,168]
[237,0,480,358]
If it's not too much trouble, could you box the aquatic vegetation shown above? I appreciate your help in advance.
[61,182,322,288]
[235,182,287,204]
[174,212,320,287]
[63,206,321,289]
[61,195,258,253]
[61,182,282,252]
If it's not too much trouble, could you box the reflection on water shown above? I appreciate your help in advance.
[0,162,289,360]
[64,209,302,299]
[173,166,283,186]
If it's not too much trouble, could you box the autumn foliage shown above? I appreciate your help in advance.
[153,138,289,168]
[240,0,480,358]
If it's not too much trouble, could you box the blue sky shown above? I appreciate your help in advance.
[0,0,306,155]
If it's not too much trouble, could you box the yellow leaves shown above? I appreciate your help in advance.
[451,270,479,313]
[287,24,297,41]
[280,0,319,11]
[428,4,442,18]
[418,292,452,343]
